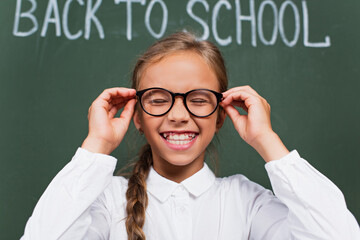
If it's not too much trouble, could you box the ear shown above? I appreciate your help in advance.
[133,109,142,131]
[216,108,226,133]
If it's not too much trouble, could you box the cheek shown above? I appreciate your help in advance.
[198,117,218,135]
[141,116,163,138]
[138,109,156,126]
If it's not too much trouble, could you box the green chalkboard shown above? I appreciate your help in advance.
[1,0,359,238]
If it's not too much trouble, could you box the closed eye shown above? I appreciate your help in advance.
[149,99,169,104]
[190,99,208,104]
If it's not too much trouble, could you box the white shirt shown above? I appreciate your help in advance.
[21,148,359,240]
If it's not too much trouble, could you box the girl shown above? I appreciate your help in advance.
[21,32,359,240]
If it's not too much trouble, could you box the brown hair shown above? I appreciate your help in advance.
[125,32,228,240]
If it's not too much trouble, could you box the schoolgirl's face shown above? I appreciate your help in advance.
[133,51,225,182]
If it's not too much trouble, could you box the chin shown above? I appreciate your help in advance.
[161,152,204,168]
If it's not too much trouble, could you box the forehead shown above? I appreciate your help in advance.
[138,51,220,92]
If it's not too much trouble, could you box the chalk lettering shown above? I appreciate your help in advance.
[257,0,277,46]
[145,0,168,39]
[302,0,330,47]
[235,0,256,46]
[186,0,209,40]
[115,0,146,40]
[85,0,104,39]
[11,0,332,48]
[279,1,300,47]
[212,0,232,46]
[41,0,61,37]
[13,0,38,37]
[63,0,84,40]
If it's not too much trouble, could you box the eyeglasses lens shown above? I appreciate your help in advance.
[141,89,218,117]
[142,89,172,116]
[186,90,217,116]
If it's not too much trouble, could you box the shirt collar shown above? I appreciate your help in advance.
[146,163,216,203]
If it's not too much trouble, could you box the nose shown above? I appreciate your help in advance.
[167,97,190,122]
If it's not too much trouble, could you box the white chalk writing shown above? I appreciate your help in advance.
[12,0,331,47]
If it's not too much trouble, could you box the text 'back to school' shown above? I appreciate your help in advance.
[13,0,331,48]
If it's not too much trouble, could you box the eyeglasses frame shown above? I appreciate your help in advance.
[136,87,223,118]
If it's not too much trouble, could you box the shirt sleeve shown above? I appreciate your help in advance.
[250,150,360,240]
[20,147,118,240]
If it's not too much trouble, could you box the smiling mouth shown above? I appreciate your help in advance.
[160,132,198,145]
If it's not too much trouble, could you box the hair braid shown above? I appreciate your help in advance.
[125,143,153,240]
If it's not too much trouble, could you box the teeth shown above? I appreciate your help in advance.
[161,133,196,144]
[167,139,192,145]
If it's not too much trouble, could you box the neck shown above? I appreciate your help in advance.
[152,154,205,183]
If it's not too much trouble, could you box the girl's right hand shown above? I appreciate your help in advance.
[81,87,137,155]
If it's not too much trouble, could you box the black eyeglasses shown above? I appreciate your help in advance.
[136,87,223,117]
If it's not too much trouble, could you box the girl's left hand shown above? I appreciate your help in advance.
[220,85,273,149]
[220,85,290,162]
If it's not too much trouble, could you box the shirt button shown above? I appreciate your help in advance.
[180,206,185,211]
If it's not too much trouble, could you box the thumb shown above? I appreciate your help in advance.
[223,104,247,134]
[112,99,136,129]
[119,99,136,125]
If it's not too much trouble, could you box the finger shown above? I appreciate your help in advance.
[106,95,137,111]
[230,100,244,107]
[221,99,249,113]
[94,88,135,111]
[223,104,243,120]
[224,86,259,97]
[223,104,247,131]
[230,100,249,113]
[98,88,136,102]
[108,102,127,119]
[109,96,134,107]
[222,86,260,98]
[221,90,257,109]
[119,99,136,124]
